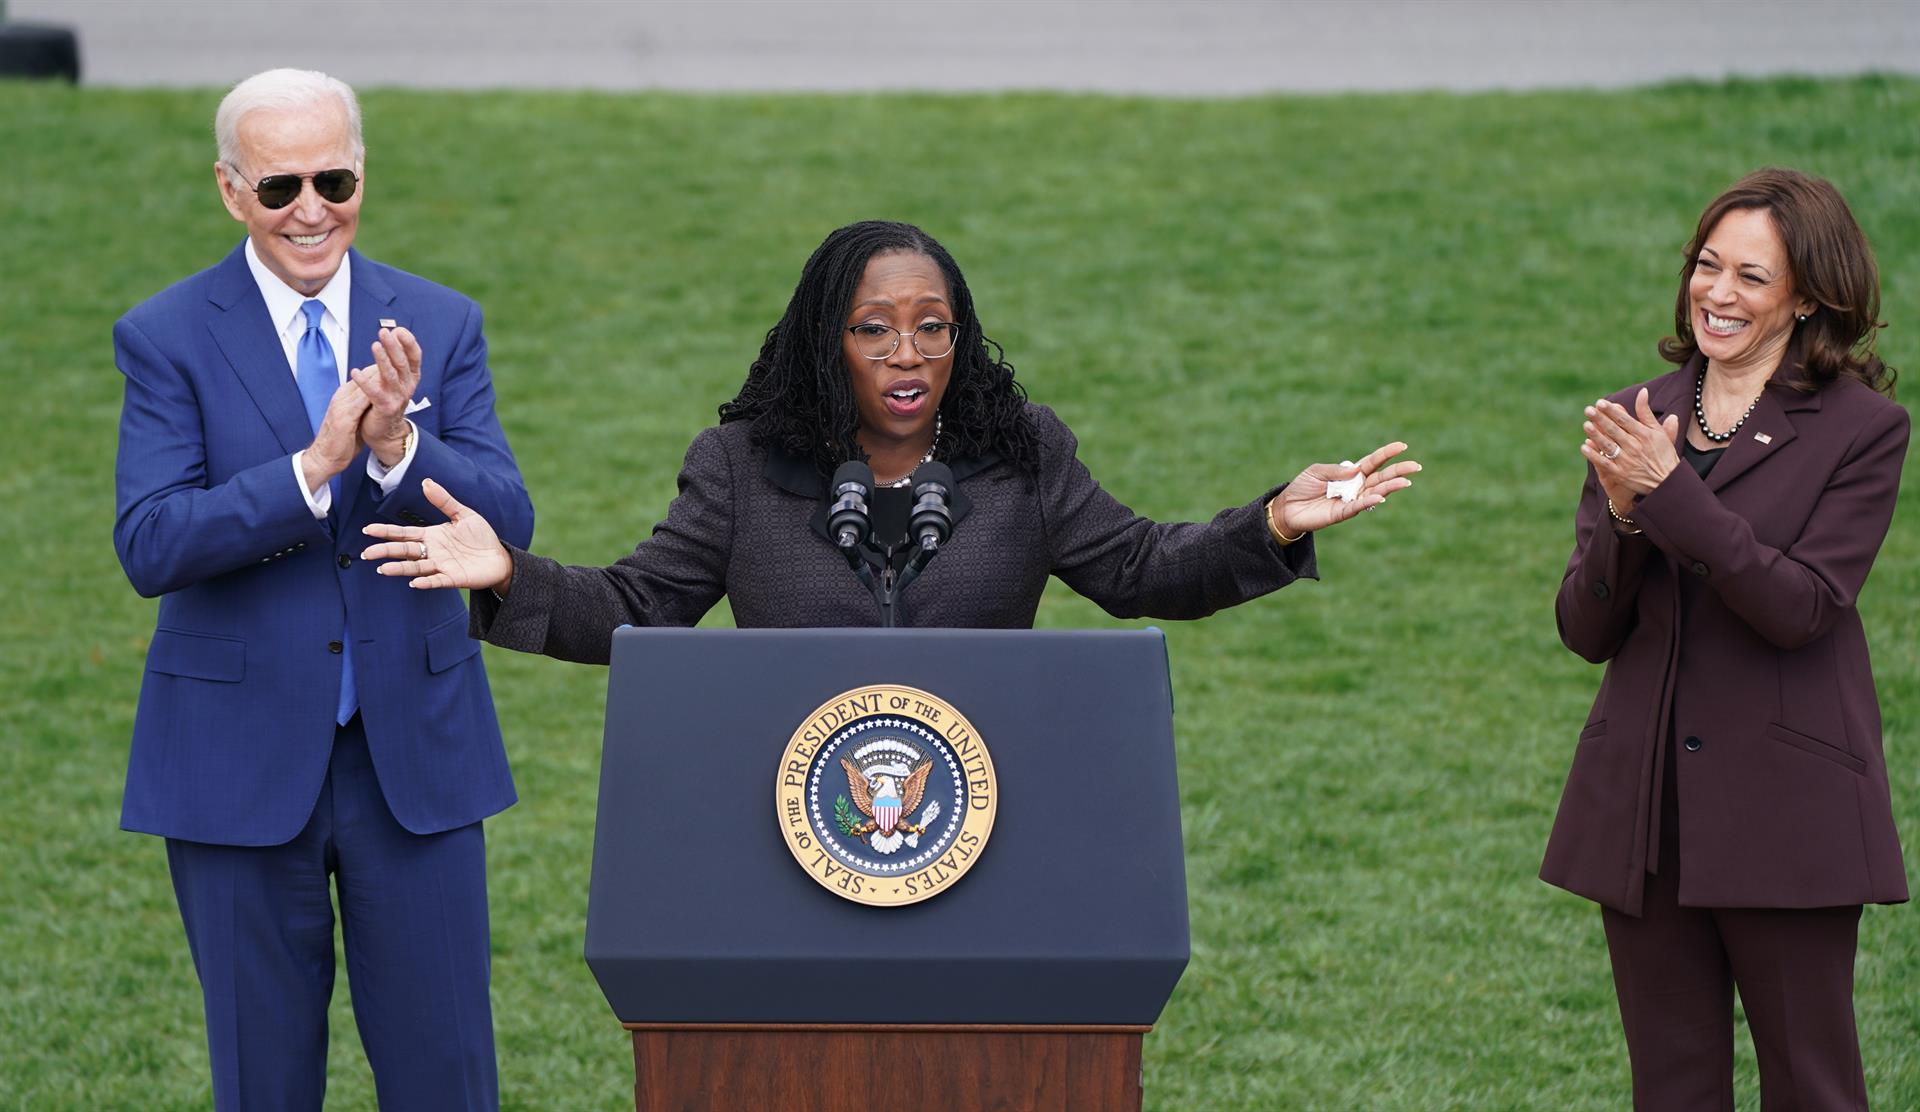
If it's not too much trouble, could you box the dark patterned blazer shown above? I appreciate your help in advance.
[474,403,1314,661]
[1543,353,1910,916]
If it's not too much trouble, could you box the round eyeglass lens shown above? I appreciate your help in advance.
[913,323,956,359]
[849,323,958,360]
[850,325,899,360]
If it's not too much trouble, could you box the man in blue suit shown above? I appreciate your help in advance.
[112,68,533,1109]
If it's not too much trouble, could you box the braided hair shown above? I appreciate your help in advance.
[719,221,1039,476]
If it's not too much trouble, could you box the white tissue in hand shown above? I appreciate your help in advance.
[1325,462,1363,503]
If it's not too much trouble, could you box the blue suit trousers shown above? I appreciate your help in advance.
[167,718,498,1111]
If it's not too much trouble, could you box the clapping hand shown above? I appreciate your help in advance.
[362,479,514,593]
[1270,440,1420,537]
[301,378,371,495]
[1581,388,1680,518]
[350,325,422,467]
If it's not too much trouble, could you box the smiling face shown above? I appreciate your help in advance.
[842,252,955,472]
[1689,207,1814,374]
[216,101,361,296]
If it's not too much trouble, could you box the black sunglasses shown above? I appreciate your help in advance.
[226,164,358,210]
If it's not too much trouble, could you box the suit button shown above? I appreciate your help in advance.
[328,640,343,654]
[1683,735,1702,752]
[1690,561,1709,577]
[338,553,352,568]
[1591,582,1610,599]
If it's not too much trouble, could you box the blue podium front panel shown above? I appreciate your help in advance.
[586,627,1189,1025]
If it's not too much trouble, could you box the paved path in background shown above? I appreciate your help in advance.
[13,0,1920,93]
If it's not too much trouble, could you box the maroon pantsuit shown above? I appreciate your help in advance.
[1544,352,1909,1109]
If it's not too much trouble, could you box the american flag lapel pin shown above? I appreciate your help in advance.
[1754,432,1773,445]
[379,318,398,329]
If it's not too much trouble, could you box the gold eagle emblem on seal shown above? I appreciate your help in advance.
[775,684,996,907]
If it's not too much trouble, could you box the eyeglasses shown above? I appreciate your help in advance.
[847,321,958,361]
[225,163,359,210]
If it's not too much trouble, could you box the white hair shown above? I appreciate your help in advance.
[214,68,363,172]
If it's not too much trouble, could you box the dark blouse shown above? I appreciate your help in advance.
[1681,438,1726,478]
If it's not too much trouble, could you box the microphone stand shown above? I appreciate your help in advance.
[888,530,942,611]
[842,536,912,629]
[876,562,900,629]
[828,461,889,619]
[878,464,955,627]
[833,463,954,629]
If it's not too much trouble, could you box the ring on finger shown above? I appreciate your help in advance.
[1604,443,1622,461]
[418,541,429,560]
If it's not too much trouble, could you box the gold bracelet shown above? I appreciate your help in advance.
[1606,496,1643,535]
[1266,499,1305,546]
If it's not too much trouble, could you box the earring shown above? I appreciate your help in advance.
[1797,313,1809,322]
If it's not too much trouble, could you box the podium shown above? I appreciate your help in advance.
[589,628,1190,1111]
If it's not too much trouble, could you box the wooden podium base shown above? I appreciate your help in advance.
[625,1023,1148,1111]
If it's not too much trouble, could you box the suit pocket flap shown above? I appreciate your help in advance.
[425,612,481,675]
[148,629,245,682]
[1764,722,1866,775]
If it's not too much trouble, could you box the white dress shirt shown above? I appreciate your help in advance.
[244,238,416,518]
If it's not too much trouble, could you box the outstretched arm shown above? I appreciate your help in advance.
[1038,405,1418,619]
[364,427,734,664]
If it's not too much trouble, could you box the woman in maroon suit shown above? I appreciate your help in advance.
[1544,168,1907,1110]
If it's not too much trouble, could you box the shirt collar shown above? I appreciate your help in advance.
[244,236,351,337]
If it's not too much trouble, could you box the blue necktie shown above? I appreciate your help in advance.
[296,300,357,726]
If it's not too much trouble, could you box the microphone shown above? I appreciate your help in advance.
[828,461,874,550]
[908,462,955,554]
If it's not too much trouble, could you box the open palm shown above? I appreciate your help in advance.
[361,478,512,591]
[1271,440,1420,536]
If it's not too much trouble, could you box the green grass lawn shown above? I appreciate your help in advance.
[3,76,1917,1109]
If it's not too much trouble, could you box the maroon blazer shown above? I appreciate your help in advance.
[1542,353,1910,916]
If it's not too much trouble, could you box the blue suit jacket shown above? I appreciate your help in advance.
[114,243,535,846]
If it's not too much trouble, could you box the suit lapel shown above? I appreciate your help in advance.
[336,251,400,524]
[1674,347,1816,494]
[1702,387,1803,492]
[346,249,398,378]
[205,244,314,457]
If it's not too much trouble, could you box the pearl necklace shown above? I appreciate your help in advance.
[879,413,941,488]
[1694,368,1761,443]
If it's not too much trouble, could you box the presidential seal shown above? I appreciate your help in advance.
[775,684,996,907]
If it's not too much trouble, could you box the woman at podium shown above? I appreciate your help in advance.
[362,221,1417,652]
